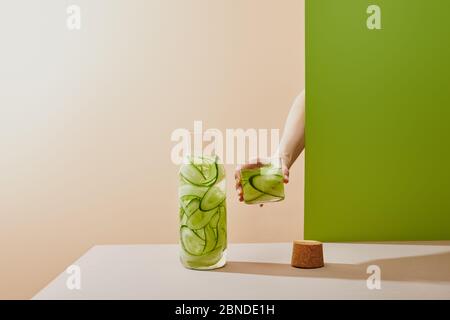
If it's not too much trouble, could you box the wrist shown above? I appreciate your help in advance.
[273,149,292,169]
[280,154,292,169]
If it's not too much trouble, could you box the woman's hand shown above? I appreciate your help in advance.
[234,90,304,204]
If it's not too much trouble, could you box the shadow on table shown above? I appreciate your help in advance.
[353,241,450,246]
[214,252,450,283]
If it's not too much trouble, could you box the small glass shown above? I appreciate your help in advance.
[178,155,227,270]
[240,158,285,205]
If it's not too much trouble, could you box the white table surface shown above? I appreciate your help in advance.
[33,242,450,300]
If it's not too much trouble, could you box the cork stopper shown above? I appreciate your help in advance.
[291,240,324,269]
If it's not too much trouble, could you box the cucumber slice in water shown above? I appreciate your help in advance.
[180,226,205,256]
[240,164,285,204]
[180,245,223,269]
[180,161,217,186]
[209,211,220,228]
[216,162,225,183]
[250,174,284,198]
[215,207,227,250]
[180,211,188,226]
[200,185,225,211]
[240,167,260,181]
[194,228,205,240]
[180,163,207,185]
[198,161,218,184]
[187,207,218,229]
[215,227,227,251]
[179,184,208,199]
[248,193,283,204]
[242,182,263,202]
[179,207,184,220]
[203,224,217,253]
[181,198,200,217]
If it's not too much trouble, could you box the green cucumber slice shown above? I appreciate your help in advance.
[181,198,200,217]
[179,207,184,220]
[250,174,284,198]
[179,184,208,198]
[245,193,283,204]
[180,163,207,184]
[240,167,260,181]
[187,207,218,229]
[180,245,223,268]
[180,212,188,226]
[215,227,227,251]
[197,161,218,183]
[180,161,217,186]
[194,228,205,240]
[209,211,220,228]
[203,225,217,253]
[200,185,225,211]
[242,182,264,202]
[218,207,227,229]
[180,194,197,204]
[182,156,218,183]
[180,226,205,256]
[215,207,227,250]
[216,162,225,183]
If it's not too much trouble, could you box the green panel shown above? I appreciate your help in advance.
[305,0,450,241]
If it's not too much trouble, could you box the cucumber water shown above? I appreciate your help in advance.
[240,161,285,205]
[179,155,227,269]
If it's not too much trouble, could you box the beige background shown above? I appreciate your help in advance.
[0,0,305,299]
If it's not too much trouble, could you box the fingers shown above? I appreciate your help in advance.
[240,162,263,170]
[282,163,290,184]
[234,165,241,180]
[242,157,271,170]
[235,166,244,202]
[236,183,244,202]
[283,170,289,183]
